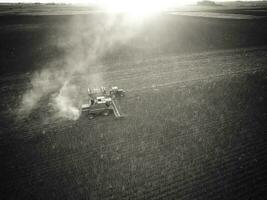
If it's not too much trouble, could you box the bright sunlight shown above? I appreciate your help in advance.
[96,0,188,16]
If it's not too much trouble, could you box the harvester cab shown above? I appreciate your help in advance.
[95,96,112,106]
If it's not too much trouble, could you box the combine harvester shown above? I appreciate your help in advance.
[81,86,125,119]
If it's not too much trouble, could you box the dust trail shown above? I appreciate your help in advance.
[19,13,142,120]
[51,81,80,120]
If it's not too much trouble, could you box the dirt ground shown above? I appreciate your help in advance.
[1,6,267,200]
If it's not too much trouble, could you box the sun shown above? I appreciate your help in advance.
[96,0,178,17]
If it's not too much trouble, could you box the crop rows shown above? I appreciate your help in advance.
[1,47,267,199]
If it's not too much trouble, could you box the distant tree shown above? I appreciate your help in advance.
[197,0,218,6]
[45,3,56,6]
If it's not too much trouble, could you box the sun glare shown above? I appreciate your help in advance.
[97,0,178,17]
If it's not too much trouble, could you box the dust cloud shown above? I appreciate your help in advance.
[20,14,142,120]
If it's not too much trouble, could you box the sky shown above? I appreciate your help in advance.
[0,0,261,11]
[0,0,257,4]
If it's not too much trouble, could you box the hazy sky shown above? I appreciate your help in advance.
[0,0,256,3]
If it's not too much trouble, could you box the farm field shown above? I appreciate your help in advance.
[1,5,267,200]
